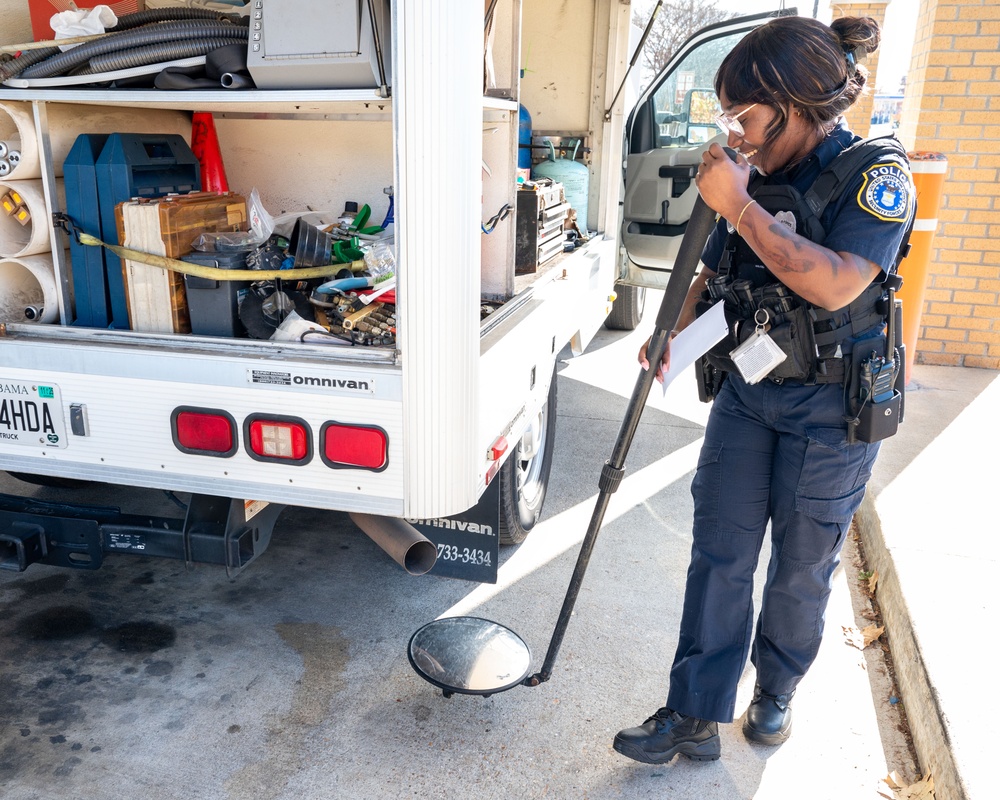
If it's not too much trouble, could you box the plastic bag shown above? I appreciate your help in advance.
[363,243,395,280]
[52,5,118,51]
[247,187,275,241]
[270,310,336,343]
[191,188,274,251]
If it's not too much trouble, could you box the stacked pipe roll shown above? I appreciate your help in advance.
[0,100,192,324]
[0,197,64,321]
[0,98,62,322]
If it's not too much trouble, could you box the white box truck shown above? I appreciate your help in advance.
[0,0,778,584]
[0,0,643,583]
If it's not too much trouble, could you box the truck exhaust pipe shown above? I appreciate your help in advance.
[349,513,437,576]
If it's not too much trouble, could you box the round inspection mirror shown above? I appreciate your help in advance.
[408,616,531,697]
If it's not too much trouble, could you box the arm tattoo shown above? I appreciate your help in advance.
[762,221,840,276]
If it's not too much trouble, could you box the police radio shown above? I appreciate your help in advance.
[847,274,904,444]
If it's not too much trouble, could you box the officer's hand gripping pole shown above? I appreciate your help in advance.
[523,163,724,687]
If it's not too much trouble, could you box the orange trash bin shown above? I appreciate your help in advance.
[897,152,948,384]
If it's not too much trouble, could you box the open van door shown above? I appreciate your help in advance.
[618,10,794,291]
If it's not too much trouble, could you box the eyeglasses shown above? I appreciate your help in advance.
[715,103,758,138]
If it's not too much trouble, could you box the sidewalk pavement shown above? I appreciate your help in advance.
[563,317,996,798]
[855,362,999,800]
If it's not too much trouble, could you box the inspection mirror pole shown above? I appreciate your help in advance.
[523,191,719,687]
[409,153,733,697]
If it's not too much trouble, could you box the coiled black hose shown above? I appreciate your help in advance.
[2,7,246,83]
[83,35,247,74]
[109,7,245,31]
[0,6,245,82]
[21,20,249,79]
[0,47,60,82]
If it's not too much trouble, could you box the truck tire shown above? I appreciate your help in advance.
[604,283,646,330]
[498,369,558,545]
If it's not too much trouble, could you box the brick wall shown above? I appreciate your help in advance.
[833,0,890,137]
[898,0,1000,370]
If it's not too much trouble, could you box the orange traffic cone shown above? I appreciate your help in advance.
[191,112,229,193]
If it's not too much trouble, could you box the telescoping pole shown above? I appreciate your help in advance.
[524,181,721,686]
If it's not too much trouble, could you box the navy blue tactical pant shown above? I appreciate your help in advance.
[666,374,880,723]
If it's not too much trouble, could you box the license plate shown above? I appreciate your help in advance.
[0,379,68,448]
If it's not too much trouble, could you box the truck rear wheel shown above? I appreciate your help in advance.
[498,370,557,545]
[604,283,646,330]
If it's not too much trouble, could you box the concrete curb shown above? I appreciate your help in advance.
[855,491,964,799]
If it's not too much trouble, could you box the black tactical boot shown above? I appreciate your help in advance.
[743,684,794,745]
[613,707,721,764]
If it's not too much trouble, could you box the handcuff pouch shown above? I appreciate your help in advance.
[763,300,817,382]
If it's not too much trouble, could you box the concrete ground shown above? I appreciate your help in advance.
[3,305,984,800]
[855,361,999,800]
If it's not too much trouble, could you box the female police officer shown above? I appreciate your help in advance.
[613,14,914,763]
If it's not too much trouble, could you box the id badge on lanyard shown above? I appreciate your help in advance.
[729,308,787,384]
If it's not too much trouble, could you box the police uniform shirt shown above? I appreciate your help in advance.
[700,121,914,281]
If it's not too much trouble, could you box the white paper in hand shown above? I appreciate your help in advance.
[660,301,728,395]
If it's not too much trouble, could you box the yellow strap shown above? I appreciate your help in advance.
[78,232,364,281]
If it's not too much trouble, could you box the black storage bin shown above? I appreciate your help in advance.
[182,250,253,337]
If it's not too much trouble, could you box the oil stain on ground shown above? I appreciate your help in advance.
[225,622,349,800]
[1,603,178,787]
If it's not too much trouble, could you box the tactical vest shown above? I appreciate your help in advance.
[700,135,913,385]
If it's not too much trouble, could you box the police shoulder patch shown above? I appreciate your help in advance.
[857,161,911,222]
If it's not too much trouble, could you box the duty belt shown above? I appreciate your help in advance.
[704,278,886,386]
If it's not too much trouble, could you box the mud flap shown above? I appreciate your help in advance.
[409,479,500,584]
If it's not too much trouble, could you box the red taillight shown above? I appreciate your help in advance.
[320,422,388,471]
[172,408,237,457]
[245,416,311,464]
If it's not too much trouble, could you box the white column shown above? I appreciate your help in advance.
[395,0,483,517]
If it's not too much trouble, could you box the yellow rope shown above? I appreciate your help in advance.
[78,233,364,281]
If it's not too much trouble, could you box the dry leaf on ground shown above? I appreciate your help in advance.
[868,569,879,593]
[880,770,935,799]
[842,625,864,649]
[842,624,884,649]
[863,624,885,647]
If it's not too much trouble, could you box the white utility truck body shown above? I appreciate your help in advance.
[0,1,636,581]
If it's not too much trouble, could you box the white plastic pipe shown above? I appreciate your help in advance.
[0,252,60,324]
[0,178,64,258]
[0,100,192,180]
[0,101,34,180]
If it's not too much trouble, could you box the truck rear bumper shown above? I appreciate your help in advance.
[0,491,284,575]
